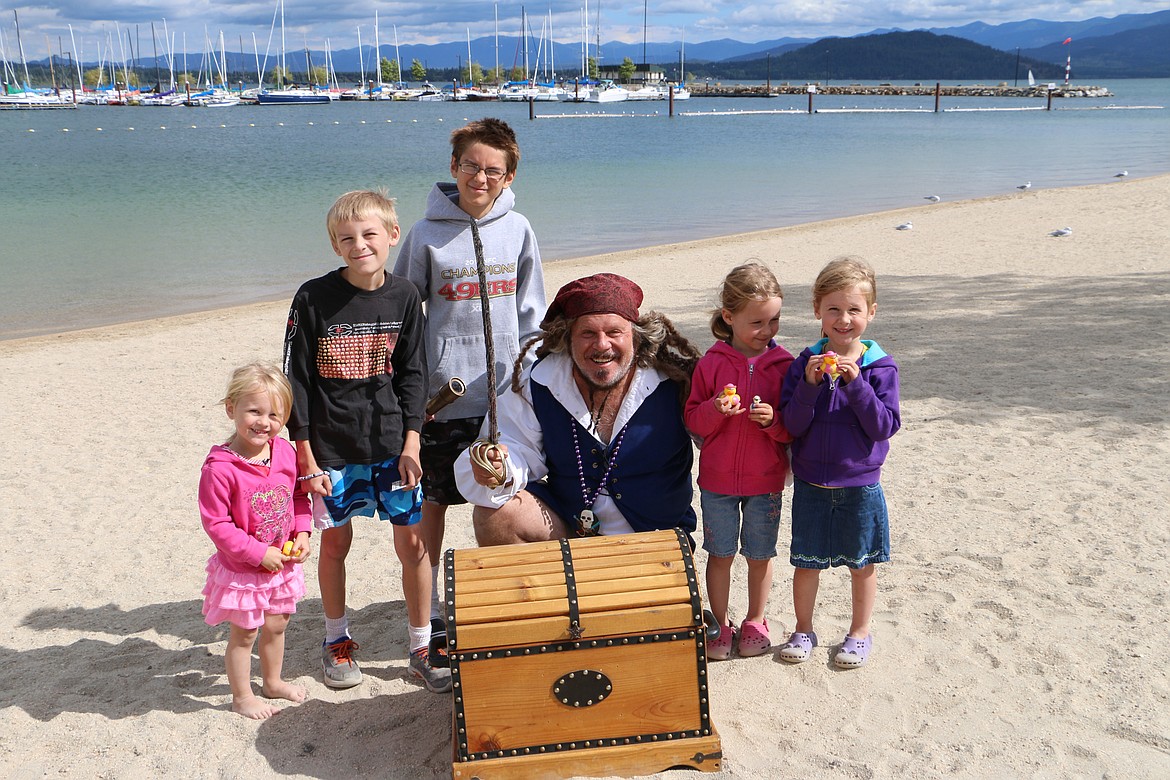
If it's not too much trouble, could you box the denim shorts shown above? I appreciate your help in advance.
[420,416,484,505]
[700,489,783,560]
[311,455,423,530]
[789,478,890,570]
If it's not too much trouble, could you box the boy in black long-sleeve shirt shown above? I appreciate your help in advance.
[282,190,450,693]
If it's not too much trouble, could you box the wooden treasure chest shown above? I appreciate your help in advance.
[444,528,722,779]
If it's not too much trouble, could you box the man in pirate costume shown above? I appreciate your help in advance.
[455,273,702,544]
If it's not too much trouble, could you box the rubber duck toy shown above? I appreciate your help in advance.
[821,351,840,380]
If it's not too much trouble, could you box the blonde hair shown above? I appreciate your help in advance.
[326,189,398,245]
[710,262,784,341]
[221,363,293,425]
[812,256,877,308]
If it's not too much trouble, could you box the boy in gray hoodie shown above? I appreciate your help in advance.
[393,118,546,638]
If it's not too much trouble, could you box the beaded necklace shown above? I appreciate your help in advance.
[570,422,627,537]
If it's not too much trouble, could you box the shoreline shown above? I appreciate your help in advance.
[2,173,1168,777]
[3,173,1165,346]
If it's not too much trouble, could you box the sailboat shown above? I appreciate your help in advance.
[256,0,329,104]
[462,28,499,101]
[670,33,690,100]
[1,10,73,108]
[560,1,627,103]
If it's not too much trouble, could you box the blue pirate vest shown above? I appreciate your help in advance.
[526,372,696,534]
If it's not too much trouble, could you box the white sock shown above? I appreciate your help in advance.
[325,614,350,644]
[408,622,431,654]
[430,564,442,621]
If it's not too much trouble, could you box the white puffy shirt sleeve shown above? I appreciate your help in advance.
[454,366,548,508]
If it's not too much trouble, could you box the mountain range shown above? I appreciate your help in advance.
[17,9,1170,81]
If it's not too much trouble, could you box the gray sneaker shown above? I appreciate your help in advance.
[409,647,452,693]
[321,637,362,689]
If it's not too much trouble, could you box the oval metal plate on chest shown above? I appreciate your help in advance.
[552,669,613,707]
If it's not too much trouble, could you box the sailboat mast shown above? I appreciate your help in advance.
[68,24,83,89]
[494,4,499,85]
[164,18,174,90]
[375,11,381,87]
[45,35,57,93]
[581,1,588,78]
[394,24,401,86]
[15,10,31,88]
[357,26,364,86]
[151,22,160,91]
[522,7,529,84]
[280,0,286,87]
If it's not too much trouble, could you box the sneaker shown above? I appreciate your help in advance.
[321,636,363,689]
[706,623,735,661]
[409,647,453,693]
[428,616,449,669]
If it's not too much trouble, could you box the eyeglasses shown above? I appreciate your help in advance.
[458,162,507,182]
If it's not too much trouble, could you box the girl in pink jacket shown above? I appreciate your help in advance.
[199,363,312,719]
[684,264,794,661]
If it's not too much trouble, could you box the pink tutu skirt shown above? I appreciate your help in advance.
[202,553,305,630]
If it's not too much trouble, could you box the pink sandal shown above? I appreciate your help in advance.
[707,622,736,661]
[737,619,771,657]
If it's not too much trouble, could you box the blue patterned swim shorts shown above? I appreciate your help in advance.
[311,455,423,529]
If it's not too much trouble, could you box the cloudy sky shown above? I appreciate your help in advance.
[2,0,1163,52]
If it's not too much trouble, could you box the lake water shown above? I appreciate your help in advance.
[2,78,1167,338]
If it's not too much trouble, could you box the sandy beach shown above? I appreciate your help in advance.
[2,174,1168,778]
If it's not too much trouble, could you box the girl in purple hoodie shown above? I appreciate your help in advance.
[199,364,312,719]
[685,263,794,661]
[779,257,900,669]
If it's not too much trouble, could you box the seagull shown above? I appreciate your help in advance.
[895,221,913,231]
[1114,170,1129,178]
[1017,181,1032,190]
[924,194,941,202]
[1048,226,1072,237]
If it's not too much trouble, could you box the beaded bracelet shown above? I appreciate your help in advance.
[297,471,327,482]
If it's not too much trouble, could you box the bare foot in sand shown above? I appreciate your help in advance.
[262,679,307,704]
[232,695,281,720]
